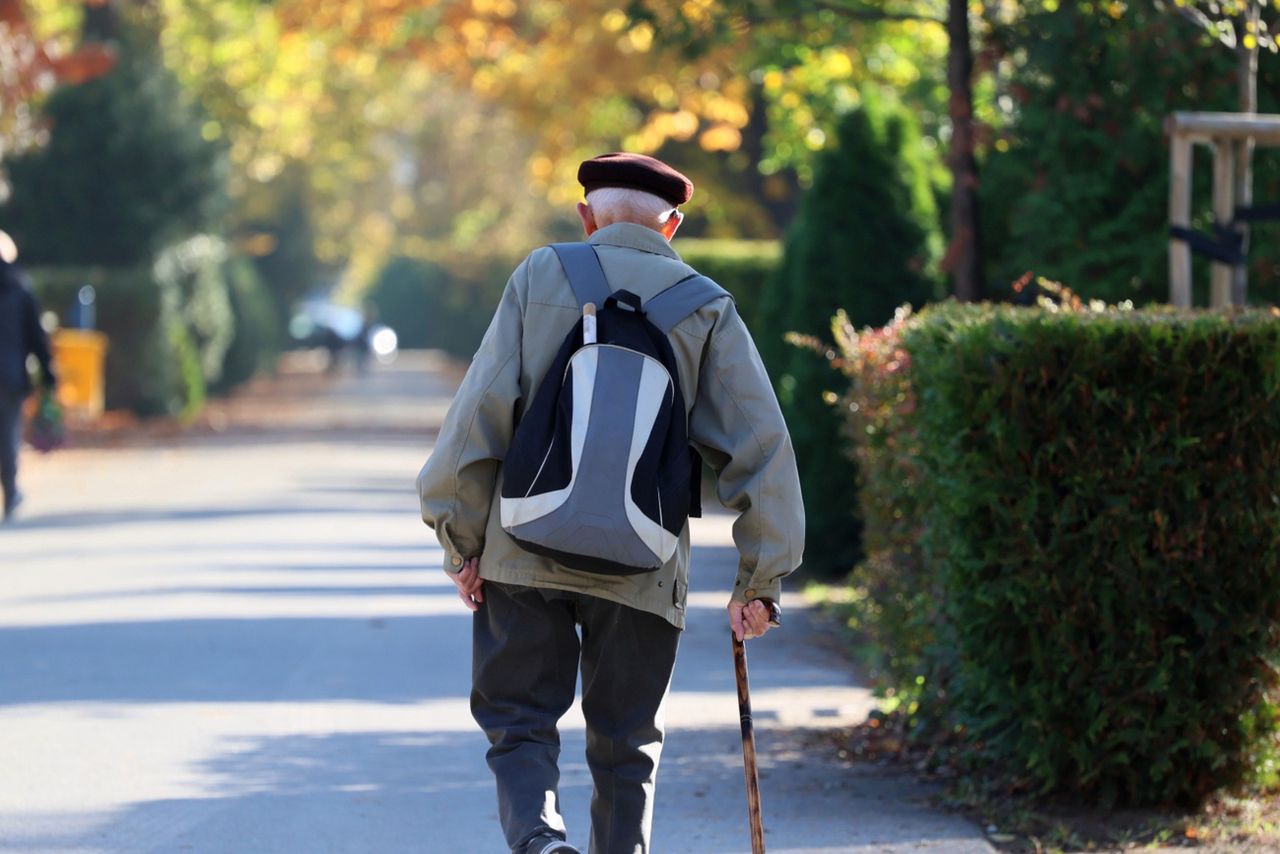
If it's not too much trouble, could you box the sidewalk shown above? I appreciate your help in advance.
[2,352,992,853]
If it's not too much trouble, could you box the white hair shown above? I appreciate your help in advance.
[585,187,679,229]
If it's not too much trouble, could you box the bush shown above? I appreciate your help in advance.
[213,256,281,394]
[840,299,1280,805]
[366,255,510,359]
[674,238,780,337]
[29,266,188,416]
[762,86,946,579]
[371,243,779,363]
[827,307,942,711]
[28,237,253,417]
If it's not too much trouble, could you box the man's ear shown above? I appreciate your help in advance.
[660,209,684,241]
[577,202,598,237]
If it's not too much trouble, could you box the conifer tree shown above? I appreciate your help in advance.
[764,86,943,578]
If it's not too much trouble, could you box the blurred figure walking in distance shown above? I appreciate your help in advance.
[0,231,57,521]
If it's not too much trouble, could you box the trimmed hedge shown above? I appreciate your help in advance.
[29,238,269,417]
[31,265,193,417]
[839,301,1280,805]
[366,256,509,359]
[369,242,780,362]
[674,238,780,337]
[213,256,281,394]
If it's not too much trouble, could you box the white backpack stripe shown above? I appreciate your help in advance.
[623,356,679,563]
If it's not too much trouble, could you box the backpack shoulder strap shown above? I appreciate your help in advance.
[549,243,612,308]
[643,274,733,335]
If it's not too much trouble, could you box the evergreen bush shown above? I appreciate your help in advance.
[30,266,185,416]
[213,257,281,394]
[4,19,237,418]
[29,239,257,416]
[762,86,945,578]
[674,238,780,338]
[0,26,226,267]
[839,300,1280,804]
[366,256,509,359]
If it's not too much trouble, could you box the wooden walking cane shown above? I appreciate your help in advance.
[733,604,780,854]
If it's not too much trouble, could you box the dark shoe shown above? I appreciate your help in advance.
[523,835,579,854]
[2,490,21,521]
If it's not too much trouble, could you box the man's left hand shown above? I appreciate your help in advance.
[450,557,484,611]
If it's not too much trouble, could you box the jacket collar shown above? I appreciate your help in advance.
[588,223,682,260]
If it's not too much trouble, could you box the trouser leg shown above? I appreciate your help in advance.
[0,389,21,514]
[578,597,680,854]
[472,581,581,852]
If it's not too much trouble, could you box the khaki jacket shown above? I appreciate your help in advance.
[416,223,804,628]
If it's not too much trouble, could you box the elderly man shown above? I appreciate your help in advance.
[417,153,803,854]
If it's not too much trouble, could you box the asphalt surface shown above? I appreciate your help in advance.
[1,352,991,853]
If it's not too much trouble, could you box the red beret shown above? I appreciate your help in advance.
[578,152,694,207]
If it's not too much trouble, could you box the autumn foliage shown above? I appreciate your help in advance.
[0,0,113,160]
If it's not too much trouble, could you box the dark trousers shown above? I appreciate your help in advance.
[0,387,22,514]
[472,581,681,854]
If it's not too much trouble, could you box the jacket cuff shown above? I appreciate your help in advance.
[443,552,466,574]
[730,566,782,606]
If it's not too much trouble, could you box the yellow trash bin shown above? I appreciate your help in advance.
[51,329,109,420]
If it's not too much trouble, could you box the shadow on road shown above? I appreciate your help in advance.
[0,615,469,706]
[1,724,976,854]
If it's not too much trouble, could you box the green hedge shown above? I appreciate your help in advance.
[213,256,281,394]
[366,256,510,359]
[30,265,193,417]
[368,242,780,362]
[839,301,1280,805]
[29,238,269,417]
[674,238,779,337]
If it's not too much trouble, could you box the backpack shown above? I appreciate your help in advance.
[499,242,731,575]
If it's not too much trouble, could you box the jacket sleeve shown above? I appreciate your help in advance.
[22,286,56,387]
[688,302,805,606]
[416,262,526,573]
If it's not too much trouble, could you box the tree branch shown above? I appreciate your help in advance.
[1167,2,1238,49]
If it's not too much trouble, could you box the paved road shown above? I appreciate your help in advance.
[1,353,991,853]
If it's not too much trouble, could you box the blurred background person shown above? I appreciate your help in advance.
[0,230,57,522]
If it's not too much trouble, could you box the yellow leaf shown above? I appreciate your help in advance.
[699,124,741,152]
[627,23,654,53]
[600,9,628,33]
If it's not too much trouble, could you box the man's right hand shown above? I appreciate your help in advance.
[450,557,484,611]
[729,599,778,642]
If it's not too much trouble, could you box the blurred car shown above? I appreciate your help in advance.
[288,299,398,367]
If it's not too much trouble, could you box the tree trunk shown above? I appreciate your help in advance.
[82,0,118,42]
[1231,1,1260,306]
[946,0,984,302]
[743,83,799,236]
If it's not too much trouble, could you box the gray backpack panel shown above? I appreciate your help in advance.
[502,345,673,568]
